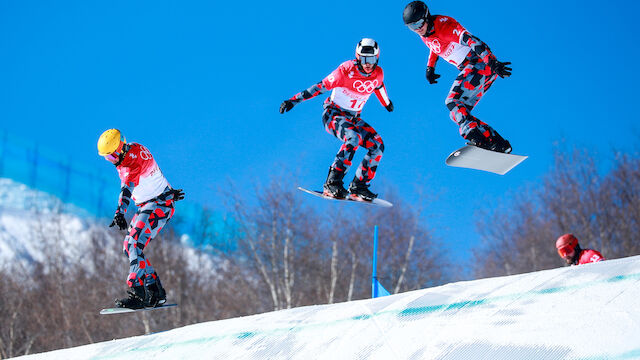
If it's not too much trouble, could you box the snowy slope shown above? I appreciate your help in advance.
[13,255,640,360]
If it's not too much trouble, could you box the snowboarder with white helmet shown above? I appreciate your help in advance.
[279,38,394,202]
[97,129,184,309]
[403,1,512,153]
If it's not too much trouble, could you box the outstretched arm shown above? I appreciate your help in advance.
[291,82,328,103]
[279,81,328,113]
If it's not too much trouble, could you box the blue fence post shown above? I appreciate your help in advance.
[372,225,390,298]
[372,225,379,298]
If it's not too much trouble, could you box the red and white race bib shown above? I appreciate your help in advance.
[322,61,385,112]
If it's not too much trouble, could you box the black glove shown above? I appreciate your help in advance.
[279,100,295,114]
[425,66,440,84]
[489,59,512,78]
[385,101,394,112]
[110,212,127,230]
[170,188,185,201]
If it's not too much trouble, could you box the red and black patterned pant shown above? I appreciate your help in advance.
[322,103,384,184]
[123,189,175,288]
[445,53,500,141]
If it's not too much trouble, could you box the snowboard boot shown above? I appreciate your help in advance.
[465,128,512,154]
[115,285,146,309]
[488,132,512,154]
[464,128,492,150]
[348,178,378,202]
[145,280,167,307]
[323,167,348,199]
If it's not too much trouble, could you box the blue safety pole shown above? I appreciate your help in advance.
[372,225,390,298]
[372,225,379,298]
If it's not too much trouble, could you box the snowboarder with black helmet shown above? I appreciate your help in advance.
[555,233,605,266]
[403,1,513,153]
[279,38,393,202]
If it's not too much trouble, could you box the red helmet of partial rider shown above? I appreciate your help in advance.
[556,233,579,257]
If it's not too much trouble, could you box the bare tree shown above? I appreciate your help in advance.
[224,178,320,310]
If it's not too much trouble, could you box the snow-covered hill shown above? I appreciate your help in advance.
[0,178,220,273]
[0,178,105,268]
[12,255,640,360]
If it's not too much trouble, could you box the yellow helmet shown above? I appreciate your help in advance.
[97,129,126,156]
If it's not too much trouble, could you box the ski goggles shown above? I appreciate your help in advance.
[557,245,574,258]
[103,151,121,164]
[407,18,426,30]
[360,55,378,65]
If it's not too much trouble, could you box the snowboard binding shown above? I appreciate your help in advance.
[115,281,167,309]
[348,179,378,202]
[323,167,349,199]
[465,128,512,154]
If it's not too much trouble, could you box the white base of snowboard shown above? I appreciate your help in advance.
[297,187,392,208]
[100,303,178,315]
[446,144,527,175]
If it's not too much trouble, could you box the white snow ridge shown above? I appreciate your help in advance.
[12,255,640,360]
[0,178,102,269]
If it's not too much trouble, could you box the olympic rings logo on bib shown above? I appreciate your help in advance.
[428,39,441,53]
[353,80,378,94]
[139,149,153,160]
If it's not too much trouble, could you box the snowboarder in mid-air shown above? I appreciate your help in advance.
[403,1,512,153]
[97,129,184,309]
[280,38,394,202]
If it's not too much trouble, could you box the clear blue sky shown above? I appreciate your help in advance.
[1,1,638,263]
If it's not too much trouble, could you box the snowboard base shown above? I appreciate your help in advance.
[100,303,178,315]
[445,144,527,175]
[298,187,393,208]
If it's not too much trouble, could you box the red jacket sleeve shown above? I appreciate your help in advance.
[427,51,438,68]
[374,83,391,107]
[288,64,344,104]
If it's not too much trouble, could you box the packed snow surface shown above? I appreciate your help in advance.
[13,255,640,360]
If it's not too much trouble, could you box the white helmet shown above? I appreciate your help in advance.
[355,38,379,67]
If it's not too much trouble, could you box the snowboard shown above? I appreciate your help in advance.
[445,144,527,175]
[297,187,393,208]
[99,303,178,315]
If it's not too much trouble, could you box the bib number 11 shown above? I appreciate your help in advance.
[350,99,365,110]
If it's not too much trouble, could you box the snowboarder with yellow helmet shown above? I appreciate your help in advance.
[98,128,184,309]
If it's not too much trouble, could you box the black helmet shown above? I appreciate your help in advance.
[403,1,429,25]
